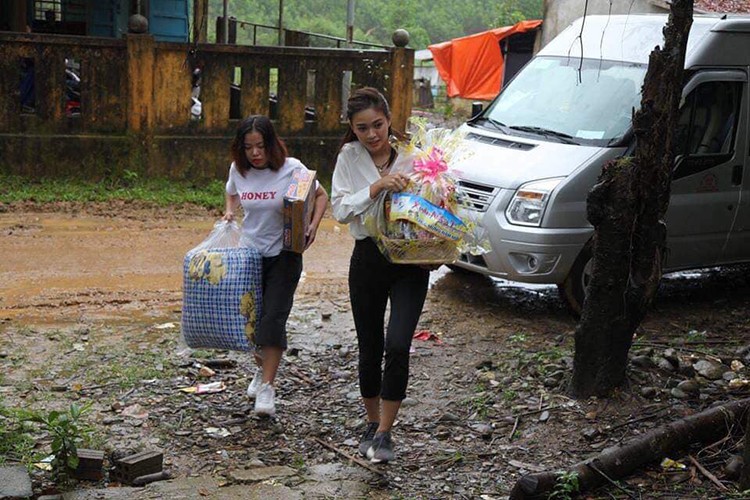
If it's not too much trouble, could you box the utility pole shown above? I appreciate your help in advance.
[346,0,355,45]
[221,0,228,43]
[278,0,284,46]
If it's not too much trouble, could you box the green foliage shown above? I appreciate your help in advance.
[0,174,226,210]
[19,402,93,483]
[207,0,543,49]
[0,405,37,467]
[550,470,580,500]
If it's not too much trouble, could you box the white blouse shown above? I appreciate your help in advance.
[331,141,412,240]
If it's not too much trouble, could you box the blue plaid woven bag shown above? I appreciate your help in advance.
[181,221,263,352]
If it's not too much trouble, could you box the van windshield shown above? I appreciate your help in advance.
[479,56,647,146]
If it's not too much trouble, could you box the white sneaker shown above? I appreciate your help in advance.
[246,368,263,399]
[254,382,276,417]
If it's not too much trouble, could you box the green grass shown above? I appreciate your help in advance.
[0,174,226,209]
[0,171,333,209]
[0,405,37,466]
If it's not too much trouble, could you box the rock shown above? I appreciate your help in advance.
[657,358,676,372]
[632,355,656,369]
[693,359,728,380]
[676,379,700,394]
[670,387,689,399]
[582,428,600,441]
[438,412,460,423]
[469,423,492,437]
[401,397,418,408]
[0,465,33,499]
[538,410,550,422]
[723,371,739,381]
[725,454,743,480]
[663,348,679,364]
[543,377,559,388]
[641,386,658,398]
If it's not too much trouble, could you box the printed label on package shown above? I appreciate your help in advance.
[389,192,467,241]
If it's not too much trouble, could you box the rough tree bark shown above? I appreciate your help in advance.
[740,410,750,490]
[510,397,750,499]
[569,0,694,398]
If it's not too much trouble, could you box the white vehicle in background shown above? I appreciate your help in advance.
[452,14,750,314]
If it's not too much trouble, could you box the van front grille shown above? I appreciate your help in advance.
[457,180,497,212]
[466,132,536,151]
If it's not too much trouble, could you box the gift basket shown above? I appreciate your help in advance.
[365,119,490,264]
[181,220,262,351]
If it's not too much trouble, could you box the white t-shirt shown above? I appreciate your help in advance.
[226,157,310,257]
[331,141,413,240]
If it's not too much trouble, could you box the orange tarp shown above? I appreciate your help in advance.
[428,20,542,100]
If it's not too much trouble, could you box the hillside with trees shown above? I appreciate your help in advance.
[207,0,543,48]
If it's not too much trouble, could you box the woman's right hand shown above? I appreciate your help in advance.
[374,172,410,196]
[223,211,235,222]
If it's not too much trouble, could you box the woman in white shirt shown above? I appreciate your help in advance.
[331,87,430,463]
[224,115,328,417]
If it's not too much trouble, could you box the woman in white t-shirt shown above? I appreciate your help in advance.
[224,115,328,417]
[331,88,431,463]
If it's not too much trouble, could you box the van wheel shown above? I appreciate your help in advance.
[558,242,664,318]
[558,242,594,318]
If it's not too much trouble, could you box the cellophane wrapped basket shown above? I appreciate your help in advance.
[365,119,490,264]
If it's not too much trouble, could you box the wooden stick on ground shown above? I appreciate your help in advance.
[510,397,750,499]
[313,437,385,477]
[688,454,728,492]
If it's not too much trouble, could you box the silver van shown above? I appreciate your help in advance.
[452,14,750,314]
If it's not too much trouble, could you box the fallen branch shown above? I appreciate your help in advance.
[509,397,750,499]
[688,454,728,492]
[313,437,385,477]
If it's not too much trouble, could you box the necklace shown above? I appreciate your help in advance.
[374,148,396,173]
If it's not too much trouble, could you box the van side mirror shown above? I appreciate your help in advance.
[471,102,483,119]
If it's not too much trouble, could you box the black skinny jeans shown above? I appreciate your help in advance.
[349,238,429,401]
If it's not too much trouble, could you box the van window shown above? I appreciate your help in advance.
[675,81,742,156]
[483,56,646,146]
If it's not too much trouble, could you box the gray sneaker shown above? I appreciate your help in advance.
[358,422,380,457]
[366,431,394,463]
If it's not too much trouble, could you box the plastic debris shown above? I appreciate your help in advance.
[205,427,231,437]
[179,381,226,394]
[413,330,443,344]
[154,322,177,330]
[661,457,687,470]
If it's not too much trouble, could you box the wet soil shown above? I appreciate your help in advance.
[1,202,750,499]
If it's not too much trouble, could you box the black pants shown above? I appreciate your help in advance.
[255,251,302,350]
[349,238,429,401]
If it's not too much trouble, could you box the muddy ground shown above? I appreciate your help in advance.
[1,202,750,499]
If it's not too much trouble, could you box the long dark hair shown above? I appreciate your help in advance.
[231,115,288,173]
[338,87,404,152]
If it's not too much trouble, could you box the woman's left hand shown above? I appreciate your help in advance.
[304,223,319,251]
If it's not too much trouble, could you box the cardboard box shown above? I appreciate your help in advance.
[283,169,317,253]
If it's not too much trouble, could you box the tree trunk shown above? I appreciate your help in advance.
[510,397,750,499]
[740,410,750,490]
[569,0,694,398]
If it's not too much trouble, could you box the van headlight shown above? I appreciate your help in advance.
[505,178,564,227]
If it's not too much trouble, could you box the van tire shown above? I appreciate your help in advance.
[558,242,594,318]
[558,242,664,318]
